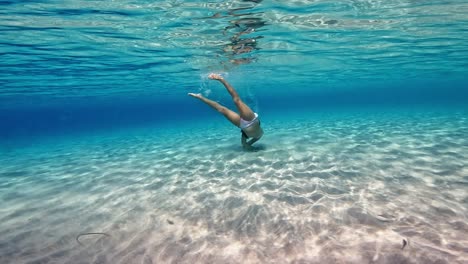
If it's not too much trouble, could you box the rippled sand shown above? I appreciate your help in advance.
[1,110,467,264]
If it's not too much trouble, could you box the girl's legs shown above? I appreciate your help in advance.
[188,93,241,127]
[209,74,256,121]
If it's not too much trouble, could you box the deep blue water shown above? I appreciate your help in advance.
[1,78,467,144]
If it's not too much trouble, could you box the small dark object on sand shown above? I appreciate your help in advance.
[76,232,111,246]
[402,239,408,249]
[167,219,174,225]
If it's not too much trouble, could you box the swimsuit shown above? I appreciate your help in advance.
[240,113,260,138]
[240,113,259,129]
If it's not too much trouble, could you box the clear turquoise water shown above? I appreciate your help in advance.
[1,1,468,263]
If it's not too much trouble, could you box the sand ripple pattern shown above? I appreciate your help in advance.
[1,111,467,263]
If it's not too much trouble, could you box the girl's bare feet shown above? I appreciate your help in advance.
[188,93,203,99]
[208,73,223,80]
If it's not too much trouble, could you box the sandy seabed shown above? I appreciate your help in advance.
[1,110,467,264]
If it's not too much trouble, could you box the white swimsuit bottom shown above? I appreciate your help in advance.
[240,113,259,129]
